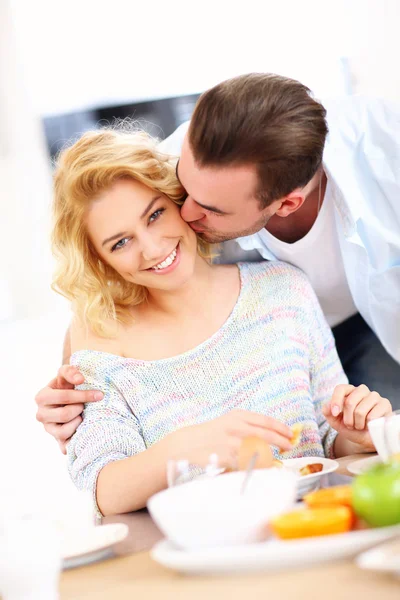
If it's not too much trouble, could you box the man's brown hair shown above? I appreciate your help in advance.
[188,73,328,207]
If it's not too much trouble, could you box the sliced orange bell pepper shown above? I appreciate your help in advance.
[271,506,353,540]
[303,485,353,508]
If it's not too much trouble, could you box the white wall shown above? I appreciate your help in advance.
[9,0,400,119]
[0,0,56,320]
[348,0,400,101]
[10,0,358,117]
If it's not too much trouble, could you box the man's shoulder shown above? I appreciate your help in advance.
[323,95,400,140]
[323,94,395,115]
[158,121,190,156]
[214,239,264,265]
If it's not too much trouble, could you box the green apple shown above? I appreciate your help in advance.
[352,461,400,527]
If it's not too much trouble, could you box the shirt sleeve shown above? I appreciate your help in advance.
[157,121,189,155]
[299,273,348,458]
[67,355,146,516]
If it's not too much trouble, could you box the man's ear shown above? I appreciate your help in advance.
[274,190,306,217]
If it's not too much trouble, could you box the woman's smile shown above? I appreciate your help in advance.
[145,242,181,274]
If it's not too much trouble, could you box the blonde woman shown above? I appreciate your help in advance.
[52,126,391,516]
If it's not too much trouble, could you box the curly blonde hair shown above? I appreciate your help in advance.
[51,125,212,337]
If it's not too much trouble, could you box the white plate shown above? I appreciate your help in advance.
[196,457,338,499]
[151,524,400,575]
[281,457,339,498]
[347,455,382,475]
[356,538,400,577]
[61,523,128,569]
[182,457,337,500]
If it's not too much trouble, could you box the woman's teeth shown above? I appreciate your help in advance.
[151,248,177,270]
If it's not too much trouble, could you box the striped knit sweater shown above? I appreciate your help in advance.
[68,262,347,507]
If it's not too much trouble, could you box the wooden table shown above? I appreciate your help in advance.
[60,454,400,599]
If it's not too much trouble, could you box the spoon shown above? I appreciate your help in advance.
[240,452,259,495]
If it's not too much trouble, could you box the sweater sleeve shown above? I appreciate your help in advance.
[299,274,348,458]
[67,353,146,516]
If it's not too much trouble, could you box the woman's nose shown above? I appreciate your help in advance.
[180,196,206,222]
[140,233,164,262]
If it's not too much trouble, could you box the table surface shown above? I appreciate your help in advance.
[60,454,400,599]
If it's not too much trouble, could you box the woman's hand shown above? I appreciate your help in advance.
[323,384,392,452]
[158,409,293,469]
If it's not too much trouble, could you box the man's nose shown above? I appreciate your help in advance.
[180,196,206,222]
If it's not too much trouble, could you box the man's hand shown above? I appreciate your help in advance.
[323,384,392,452]
[35,365,104,454]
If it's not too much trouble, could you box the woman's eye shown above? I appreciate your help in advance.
[148,208,165,223]
[111,237,130,252]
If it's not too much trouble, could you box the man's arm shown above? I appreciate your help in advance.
[35,325,103,454]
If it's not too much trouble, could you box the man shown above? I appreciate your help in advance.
[36,73,400,452]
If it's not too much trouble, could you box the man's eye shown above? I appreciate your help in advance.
[149,208,165,223]
[111,237,130,252]
[204,208,223,217]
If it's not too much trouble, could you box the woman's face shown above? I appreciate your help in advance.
[86,179,198,291]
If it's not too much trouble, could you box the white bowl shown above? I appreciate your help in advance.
[282,457,339,498]
[147,469,297,550]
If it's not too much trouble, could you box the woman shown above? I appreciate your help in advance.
[52,125,391,516]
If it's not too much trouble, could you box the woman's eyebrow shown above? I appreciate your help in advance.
[102,231,128,247]
[140,195,161,219]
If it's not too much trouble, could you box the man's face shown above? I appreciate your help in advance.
[176,136,276,243]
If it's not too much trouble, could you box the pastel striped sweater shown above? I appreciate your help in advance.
[68,262,347,507]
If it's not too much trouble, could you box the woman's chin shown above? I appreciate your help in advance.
[136,257,197,291]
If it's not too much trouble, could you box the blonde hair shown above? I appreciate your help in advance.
[51,124,212,337]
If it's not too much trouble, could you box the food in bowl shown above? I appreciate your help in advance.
[271,506,353,540]
[279,423,303,455]
[290,423,303,446]
[239,423,305,471]
[299,463,323,476]
[237,432,325,480]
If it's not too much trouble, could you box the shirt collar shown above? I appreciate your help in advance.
[323,137,364,237]
[236,233,276,260]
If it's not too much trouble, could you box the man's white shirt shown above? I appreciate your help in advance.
[159,96,400,363]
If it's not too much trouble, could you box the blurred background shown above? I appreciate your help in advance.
[0,0,399,503]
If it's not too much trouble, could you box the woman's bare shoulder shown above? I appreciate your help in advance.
[70,315,123,356]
